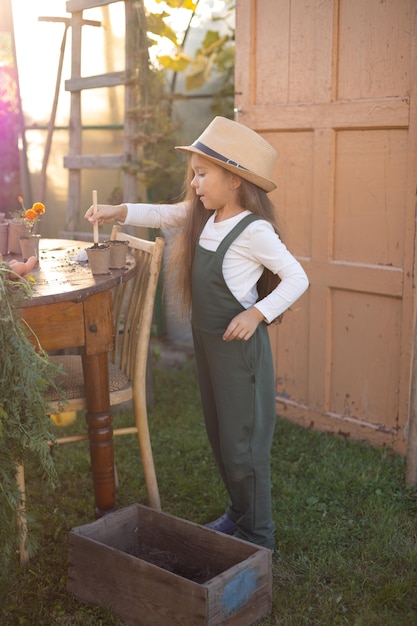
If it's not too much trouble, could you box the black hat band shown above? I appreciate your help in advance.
[192,141,250,172]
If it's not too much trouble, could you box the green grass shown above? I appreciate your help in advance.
[3,353,417,625]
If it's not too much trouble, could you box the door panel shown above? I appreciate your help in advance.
[235,0,417,452]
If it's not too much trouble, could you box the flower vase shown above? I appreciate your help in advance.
[8,220,28,254]
[19,234,41,262]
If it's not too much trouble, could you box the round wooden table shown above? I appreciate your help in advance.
[15,239,136,516]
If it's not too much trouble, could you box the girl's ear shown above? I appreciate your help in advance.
[228,173,242,190]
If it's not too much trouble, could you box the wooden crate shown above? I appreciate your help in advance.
[67,503,272,625]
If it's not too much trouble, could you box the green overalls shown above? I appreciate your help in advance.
[191,213,276,550]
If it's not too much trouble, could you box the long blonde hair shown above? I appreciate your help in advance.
[168,163,283,321]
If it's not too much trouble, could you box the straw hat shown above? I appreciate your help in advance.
[175,116,277,193]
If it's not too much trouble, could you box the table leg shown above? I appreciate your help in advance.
[82,352,115,516]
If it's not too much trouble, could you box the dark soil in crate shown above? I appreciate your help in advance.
[125,543,216,584]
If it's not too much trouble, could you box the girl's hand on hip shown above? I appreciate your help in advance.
[223,307,265,342]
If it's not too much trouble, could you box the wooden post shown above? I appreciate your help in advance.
[406,315,417,485]
[16,465,29,566]
[38,18,70,203]
[123,0,139,202]
[67,10,83,233]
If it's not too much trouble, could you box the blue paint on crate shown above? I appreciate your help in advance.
[220,567,257,615]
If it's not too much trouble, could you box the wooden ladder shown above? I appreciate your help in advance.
[64,0,139,232]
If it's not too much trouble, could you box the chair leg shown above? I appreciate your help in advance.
[133,397,161,511]
[16,465,30,566]
[114,461,120,490]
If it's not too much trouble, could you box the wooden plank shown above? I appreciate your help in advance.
[22,301,85,351]
[66,0,120,11]
[67,9,82,232]
[68,533,208,626]
[315,0,335,101]
[403,4,417,482]
[64,154,125,169]
[65,71,127,92]
[305,127,334,413]
[338,0,413,100]
[83,291,115,355]
[276,401,403,451]
[239,98,409,131]
[254,0,290,105]
[306,261,404,298]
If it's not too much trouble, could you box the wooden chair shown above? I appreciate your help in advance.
[46,226,165,498]
[17,228,164,564]
[46,227,165,511]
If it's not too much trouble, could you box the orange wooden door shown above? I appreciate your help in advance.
[235,0,417,452]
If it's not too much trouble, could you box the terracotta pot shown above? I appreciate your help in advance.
[0,222,9,255]
[19,234,41,262]
[8,221,28,254]
[105,239,129,269]
[86,244,110,274]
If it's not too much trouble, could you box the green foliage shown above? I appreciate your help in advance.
[0,264,64,584]
[209,39,235,118]
[153,0,198,12]
[123,1,235,201]
[146,11,178,45]
[146,0,235,96]
[184,30,232,91]
[2,354,417,624]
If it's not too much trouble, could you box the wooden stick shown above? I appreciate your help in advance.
[92,190,99,245]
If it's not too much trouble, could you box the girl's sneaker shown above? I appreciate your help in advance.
[204,513,236,535]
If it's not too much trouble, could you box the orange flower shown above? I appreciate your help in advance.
[16,196,46,235]
[24,208,38,221]
[32,202,45,216]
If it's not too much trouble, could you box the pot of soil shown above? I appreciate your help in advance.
[105,239,129,269]
[86,244,110,274]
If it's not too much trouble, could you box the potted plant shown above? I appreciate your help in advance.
[15,196,45,261]
[0,261,63,589]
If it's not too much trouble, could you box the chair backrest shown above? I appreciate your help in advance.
[110,226,165,386]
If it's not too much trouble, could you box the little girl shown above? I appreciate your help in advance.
[85,116,309,551]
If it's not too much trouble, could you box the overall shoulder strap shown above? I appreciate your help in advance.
[216,213,261,256]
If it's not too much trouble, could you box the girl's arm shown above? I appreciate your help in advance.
[223,222,309,342]
[84,203,127,224]
[249,221,309,323]
[85,202,189,229]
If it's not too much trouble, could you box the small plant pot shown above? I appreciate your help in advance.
[8,221,28,254]
[86,244,110,274]
[105,239,129,269]
[19,234,41,262]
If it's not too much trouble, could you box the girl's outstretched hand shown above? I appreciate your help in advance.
[84,203,127,225]
[223,307,265,342]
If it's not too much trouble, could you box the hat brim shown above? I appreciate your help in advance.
[175,145,277,193]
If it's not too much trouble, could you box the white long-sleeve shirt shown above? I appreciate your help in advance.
[125,202,309,323]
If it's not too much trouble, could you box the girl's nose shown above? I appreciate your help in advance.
[191,174,198,188]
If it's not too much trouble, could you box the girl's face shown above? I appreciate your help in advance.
[190,154,240,211]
